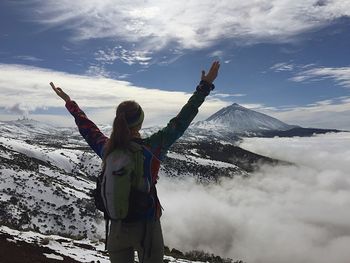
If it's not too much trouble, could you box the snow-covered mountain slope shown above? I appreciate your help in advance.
[194,103,295,135]
[0,119,282,262]
[0,136,103,240]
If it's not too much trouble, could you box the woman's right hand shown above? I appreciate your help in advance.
[50,82,71,102]
[201,61,220,84]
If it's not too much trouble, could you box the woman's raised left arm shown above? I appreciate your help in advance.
[50,82,108,158]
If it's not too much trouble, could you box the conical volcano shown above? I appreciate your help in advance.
[195,103,295,134]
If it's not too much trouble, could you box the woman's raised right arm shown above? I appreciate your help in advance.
[50,82,108,159]
[144,61,220,160]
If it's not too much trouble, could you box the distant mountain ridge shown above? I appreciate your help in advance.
[192,103,343,138]
[1,102,343,144]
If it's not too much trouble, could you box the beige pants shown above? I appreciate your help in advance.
[107,220,164,263]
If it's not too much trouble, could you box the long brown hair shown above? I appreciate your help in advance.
[103,100,143,164]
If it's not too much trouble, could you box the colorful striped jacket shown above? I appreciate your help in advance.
[65,80,214,220]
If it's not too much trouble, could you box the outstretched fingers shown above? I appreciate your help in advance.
[202,61,220,83]
[211,60,220,70]
[209,61,220,74]
[50,82,60,94]
[49,82,70,102]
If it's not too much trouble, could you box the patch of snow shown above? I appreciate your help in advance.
[167,152,189,161]
[44,253,64,260]
[167,152,236,168]
[188,155,237,168]
[0,192,12,202]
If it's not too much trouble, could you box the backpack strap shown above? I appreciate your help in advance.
[104,218,109,251]
[129,142,146,191]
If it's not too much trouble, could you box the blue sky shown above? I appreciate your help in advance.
[0,0,350,129]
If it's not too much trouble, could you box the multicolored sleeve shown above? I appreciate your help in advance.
[65,100,109,159]
[145,80,214,160]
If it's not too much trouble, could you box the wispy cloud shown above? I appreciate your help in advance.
[270,62,295,72]
[241,103,267,109]
[94,46,152,66]
[290,67,350,88]
[212,92,247,98]
[156,49,185,66]
[85,46,153,76]
[22,0,350,51]
[271,62,350,90]
[0,63,228,127]
[209,50,225,59]
[85,65,111,78]
[14,55,43,62]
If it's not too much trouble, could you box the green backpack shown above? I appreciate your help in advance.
[93,142,154,250]
[98,142,147,220]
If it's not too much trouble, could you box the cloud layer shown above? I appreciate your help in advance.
[24,0,350,50]
[158,132,350,263]
[0,63,227,126]
[1,63,349,130]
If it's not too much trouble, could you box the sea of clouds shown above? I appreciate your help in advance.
[158,132,350,263]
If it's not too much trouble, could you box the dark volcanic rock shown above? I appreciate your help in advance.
[0,232,80,263]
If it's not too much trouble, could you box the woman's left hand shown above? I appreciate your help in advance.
[50,82,71,102]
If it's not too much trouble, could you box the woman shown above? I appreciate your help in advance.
[50,61,220,263]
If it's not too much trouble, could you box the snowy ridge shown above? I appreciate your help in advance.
[167,152,238,169]
[0,119,59,137]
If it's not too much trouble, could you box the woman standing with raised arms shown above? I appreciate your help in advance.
[50,61,220,263]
